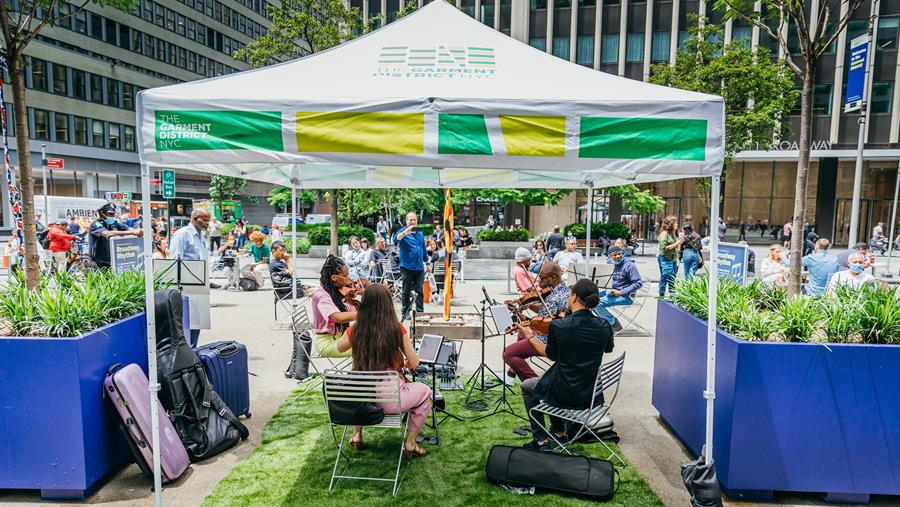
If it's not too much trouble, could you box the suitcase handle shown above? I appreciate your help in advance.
[214,343,239,356]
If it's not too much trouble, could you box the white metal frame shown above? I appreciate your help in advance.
[609,277,653,336]
[323,369,409,496]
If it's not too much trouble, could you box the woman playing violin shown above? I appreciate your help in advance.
[311,255,359,358]
[502,262,570,385]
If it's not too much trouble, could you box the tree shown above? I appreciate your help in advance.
[713,0,863,297]
[1,0,136,289]
[452,189,573,207]
[208,175,248,211]
[608,185,667,215]
[267,186,317,215]
[650,17,798,204]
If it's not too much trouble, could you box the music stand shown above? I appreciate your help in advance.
[471,303,524,422]
[417,334,462,445]
[463,287,506,408]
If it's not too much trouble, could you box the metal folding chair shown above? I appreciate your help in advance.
[609,277,652,336]
[293,304,351,396]
[324,369,409,496]
[529,352,626,466]
[379,258,404,302]
[272,284,307,330]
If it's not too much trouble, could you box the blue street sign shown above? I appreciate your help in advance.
[845,34,869,112]
[716,242,749,284]
[110,236,145,272]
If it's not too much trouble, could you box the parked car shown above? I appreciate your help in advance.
[271,213,303,228]
[304,214,331,225]
[170,216,189,234]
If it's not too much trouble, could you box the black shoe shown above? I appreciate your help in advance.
[611,319,623,333]
[522,440,548,451]
[209,282,222,289]
[512,425,532,436]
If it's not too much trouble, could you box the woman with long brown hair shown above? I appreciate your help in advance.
[657,215,683,297]
[336,283,431,458]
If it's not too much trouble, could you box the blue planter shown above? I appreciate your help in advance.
[652,300,900,503]
[0,313,148,500]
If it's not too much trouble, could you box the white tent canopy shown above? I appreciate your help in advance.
[135,2,725,504]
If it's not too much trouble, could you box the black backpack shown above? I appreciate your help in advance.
[154,289,249,462]
[37,229,50,249]
[239,277,259,292]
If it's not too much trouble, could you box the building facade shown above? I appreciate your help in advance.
[1,0,274,227]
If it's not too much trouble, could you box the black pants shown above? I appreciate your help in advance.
[400,267,425,320]
[521,377,563,441]
[209,236,222,252]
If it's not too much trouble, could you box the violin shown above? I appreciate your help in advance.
[339,281,364,305]
[504,286,552,307]
[503,303,558,336]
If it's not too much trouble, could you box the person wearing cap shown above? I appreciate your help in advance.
[514,247,538,295]
[48,220,77,272]
[592,245,642,332]
[837,242,874,271]
[552,237,585,271]
[89,203,142,269]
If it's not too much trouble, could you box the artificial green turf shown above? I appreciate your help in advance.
[202,383,664,507]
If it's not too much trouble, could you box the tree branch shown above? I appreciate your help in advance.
[815,0,863,59]
[48,0,92,27]
[0,0,18,55]
[19,0,58,50]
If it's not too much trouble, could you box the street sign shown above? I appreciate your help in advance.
[844,34,869,112]
[105,191,133,201]
[149,178,161,185]
[716,242,749,284]
[110,236,144,272]
[46,158,64,169]
[162,170,176,199]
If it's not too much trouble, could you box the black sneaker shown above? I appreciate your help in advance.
[521,440,548,451]
[209,282,222,289]
[611,319,624,333]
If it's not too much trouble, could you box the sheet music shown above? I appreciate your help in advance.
[491,304,514,333]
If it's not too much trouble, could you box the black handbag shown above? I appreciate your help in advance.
[326,399,385,426]
[485,445,618,501]
[284,329,312,380]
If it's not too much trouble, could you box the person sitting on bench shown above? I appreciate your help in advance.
[269,241,303,299]
[311,255,358,358]
[592,246,642,333]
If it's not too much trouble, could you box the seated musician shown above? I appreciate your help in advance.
[311,255,358,358]
[593,246,643,333]
[514,247,538,295]
[336,283,430,458]
[520,278,613,450]
[502,262,570,386]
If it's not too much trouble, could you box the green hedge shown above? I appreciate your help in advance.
[476,228,531,242]
[307,225,376,246]
[283,238,311,254]
[563,222,630,240]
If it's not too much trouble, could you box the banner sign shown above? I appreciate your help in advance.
[110,236,144,272]
[105,191,132,201]
[716,242,749,284]
[845,34,869,112]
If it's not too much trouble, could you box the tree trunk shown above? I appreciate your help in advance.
[788,66,815,298]
[329,189,339,256]
[9,58,40,290]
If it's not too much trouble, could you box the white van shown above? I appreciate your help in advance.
[271,213,303,228]
[304,214,332,225]
[33,196,112,222]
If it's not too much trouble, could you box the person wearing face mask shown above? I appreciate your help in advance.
[826,252,875,295]
[88,202,143,269]
[592,246,642,332]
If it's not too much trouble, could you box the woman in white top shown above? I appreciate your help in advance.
[760,244,789,285]
[152,238,169,259]
[343,235,371,284]
[827,252,875,295]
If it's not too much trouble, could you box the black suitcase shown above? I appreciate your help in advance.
[485,445,618,501]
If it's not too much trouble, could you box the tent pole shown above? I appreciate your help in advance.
[291,170,298,303]
[586,183,593,262]
[140,162,163,507]
[704,175,721,463]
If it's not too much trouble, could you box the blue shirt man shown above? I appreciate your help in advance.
[802,238,839,296]
[593,245,643,331]
[167,210,211,348]
[392,212,430,320]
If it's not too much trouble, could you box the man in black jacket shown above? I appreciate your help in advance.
[269,241,303,298]
[518,278,613,449]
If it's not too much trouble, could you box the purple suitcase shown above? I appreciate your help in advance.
[104,363,190,483]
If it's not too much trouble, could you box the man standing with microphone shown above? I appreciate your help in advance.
[393,212,429,321]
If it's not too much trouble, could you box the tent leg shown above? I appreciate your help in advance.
[704,176,721,463]
[585,184,593,261]
[290,172,298,303]
[140,162,163,507]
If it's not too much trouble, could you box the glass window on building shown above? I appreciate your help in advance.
[92,120,105,147]
[553,37,570,60]
[90,74,103,103]
[168,43,177,65]
[72,69,85,100]
[108,123,121,150]
[178,47,187,68]
[576,35,594,65]
[732,25,752,47]
[532,0,547,8]
[877,16,898,51]
[33,109,50,140]
[74,9,87,33]
[106,79,120,107]
[787,25,801,53]
[651,31,670,62]
[846,19,866,49]
[481,1,495,26]
[813,83,832,114]
[166,8,175,30]
[530,37,547,51]
[52,63,67,95]
[871,81,894,114]
[176,13,186,35]
[122,83,134,110]
[124,126,135,151]
[187,19,196,40]
[89,12,103,39]
[678,30,691,51]
[74,116,88,145]
[130,28,141,53]
[760,22,779,54]
[55,113,69,143]
[105,18,117,44]
[142,0,153,21]
[30,58,47,91]
[601,34,619,63]
[154,2,165,26]
[626,33,644,62]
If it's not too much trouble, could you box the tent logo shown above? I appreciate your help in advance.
[374,45,497,79]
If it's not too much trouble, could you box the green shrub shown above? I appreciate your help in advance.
[284,238,311,255]
[775,296,823,343]
[563,222,630,240]
[856,284,900,344]
[307,225,376,246]
[476,228,531,242]
[417,224,435,237]
[739,311,778,342]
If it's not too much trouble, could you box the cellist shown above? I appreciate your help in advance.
[502,261,570,386]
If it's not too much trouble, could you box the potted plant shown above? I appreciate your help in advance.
[0,270,152,500]
[653,277,900,503]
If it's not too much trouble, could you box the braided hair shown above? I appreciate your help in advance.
[320,254,350,332]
